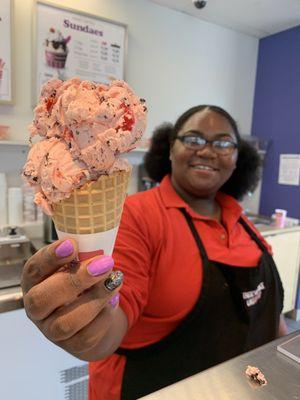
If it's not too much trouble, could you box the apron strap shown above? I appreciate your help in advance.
[238,217,269,254]
[179,208,209,261]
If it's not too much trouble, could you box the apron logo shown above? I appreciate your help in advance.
[242,282,265,307]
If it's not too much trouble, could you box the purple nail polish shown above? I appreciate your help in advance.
[87,256,114,276]
[55,240,74,258]
[109,293,120,308]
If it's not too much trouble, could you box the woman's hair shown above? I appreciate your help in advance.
[144,105,262,200]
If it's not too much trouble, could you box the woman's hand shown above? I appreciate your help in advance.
[21,239,126,360]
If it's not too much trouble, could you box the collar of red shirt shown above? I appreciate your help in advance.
[159,175,243,227]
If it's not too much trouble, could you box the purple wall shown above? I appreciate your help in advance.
[251,26,300,219]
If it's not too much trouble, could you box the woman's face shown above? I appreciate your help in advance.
[170,109,238,198]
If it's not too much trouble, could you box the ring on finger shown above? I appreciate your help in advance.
[69,269,82,292]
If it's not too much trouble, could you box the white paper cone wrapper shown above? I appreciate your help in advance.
[56,226,119,260]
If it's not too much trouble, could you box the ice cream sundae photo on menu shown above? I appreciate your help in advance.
[22,77,147,259]
[44,27,71,69]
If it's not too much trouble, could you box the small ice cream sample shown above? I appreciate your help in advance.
[245,365,267,386]
[22,77,147,215]
[44,27,71,68]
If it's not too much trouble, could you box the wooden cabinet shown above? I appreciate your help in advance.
[263,230,300,313]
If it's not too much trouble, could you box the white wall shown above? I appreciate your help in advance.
[0,0,258,142]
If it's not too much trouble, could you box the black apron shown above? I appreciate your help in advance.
[117,209,284,400]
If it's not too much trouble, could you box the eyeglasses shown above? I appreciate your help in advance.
[175,134,238,155]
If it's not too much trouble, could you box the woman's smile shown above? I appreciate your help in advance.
[189,162,219,172]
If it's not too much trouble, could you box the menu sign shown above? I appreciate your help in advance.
[34,1,127,103]
[0,0,13,104]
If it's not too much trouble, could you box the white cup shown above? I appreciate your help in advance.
[274,209,287,228]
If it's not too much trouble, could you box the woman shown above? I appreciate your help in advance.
[21,105,287,400]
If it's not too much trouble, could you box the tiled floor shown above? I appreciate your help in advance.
[285,316,300,333]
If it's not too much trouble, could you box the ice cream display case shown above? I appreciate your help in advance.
[0,233,34,289]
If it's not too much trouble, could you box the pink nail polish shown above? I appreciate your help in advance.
[55,240,74,258]
[87,256,114,276]
[109,293,120,308]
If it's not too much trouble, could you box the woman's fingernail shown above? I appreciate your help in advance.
[109,293,120,308]
[87,256,114,277]
[55,240,74,258]
[104,270,123,291]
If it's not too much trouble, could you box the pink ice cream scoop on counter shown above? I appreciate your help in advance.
[245,365,267,386]
[23,77,147,215]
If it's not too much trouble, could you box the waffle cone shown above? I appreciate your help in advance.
[52,170,131,235]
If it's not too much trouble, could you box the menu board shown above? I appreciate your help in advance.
[34,1,127,103]
[0,0,13,104]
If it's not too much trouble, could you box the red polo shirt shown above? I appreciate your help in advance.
[89,175,271,400]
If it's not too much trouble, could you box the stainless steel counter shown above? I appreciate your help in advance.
[0,239,45,314]
[260,224,300,236]
[0,286,23,313]
[139,331,300,400]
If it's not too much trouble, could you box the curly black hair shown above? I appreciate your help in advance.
[144,105,262,200]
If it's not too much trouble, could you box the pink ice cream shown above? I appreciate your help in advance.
[245,365,267,386]
[23,78,147,214]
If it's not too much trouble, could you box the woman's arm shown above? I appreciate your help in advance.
[22,240,128,362]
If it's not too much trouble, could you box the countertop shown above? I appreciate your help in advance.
[139,330,300,400]
[0,238,51,313]
[0,240,44,314]
[259,224,300,236]
[0,286,23,313]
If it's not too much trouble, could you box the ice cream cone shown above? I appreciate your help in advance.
[23,78,147,260]
[52,170,131,260]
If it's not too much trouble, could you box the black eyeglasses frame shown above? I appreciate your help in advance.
[174,134,238,155]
